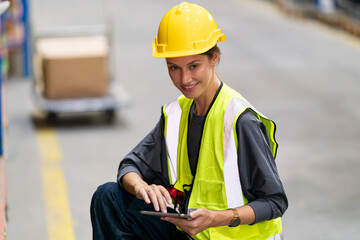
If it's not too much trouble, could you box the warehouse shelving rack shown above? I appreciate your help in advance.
[0,1,11,240]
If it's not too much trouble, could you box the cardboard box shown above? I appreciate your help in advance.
[36,36,109,99]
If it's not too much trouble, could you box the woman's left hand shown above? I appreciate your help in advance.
[161,208,215,237]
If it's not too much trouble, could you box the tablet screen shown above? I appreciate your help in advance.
[140,210,191,219]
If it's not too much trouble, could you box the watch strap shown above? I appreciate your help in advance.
[228,208,240,227]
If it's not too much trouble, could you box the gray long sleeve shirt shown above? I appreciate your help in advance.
[117,102,288,224]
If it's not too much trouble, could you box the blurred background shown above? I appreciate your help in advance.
[0,0,360,239]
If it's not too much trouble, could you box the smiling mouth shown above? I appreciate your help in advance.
[183,83,198,90]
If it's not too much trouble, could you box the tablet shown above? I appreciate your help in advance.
[140,210,191,219]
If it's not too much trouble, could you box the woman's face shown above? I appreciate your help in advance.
[166,54,218,101]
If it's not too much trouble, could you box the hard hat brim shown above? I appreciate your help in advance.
[152,34,225,58]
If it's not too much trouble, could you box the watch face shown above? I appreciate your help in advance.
[231,218,241,227]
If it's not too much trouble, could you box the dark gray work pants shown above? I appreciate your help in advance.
[90,182,189,240]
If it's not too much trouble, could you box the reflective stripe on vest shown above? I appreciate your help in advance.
[162,84,282,240]
[223,98,249,208]
[163,100,182,185]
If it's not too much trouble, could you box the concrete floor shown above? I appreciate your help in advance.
[4,0,360,239]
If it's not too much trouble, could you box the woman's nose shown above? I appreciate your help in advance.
[180,70,192,84]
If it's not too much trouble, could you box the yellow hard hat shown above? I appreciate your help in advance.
[152,2,225,58]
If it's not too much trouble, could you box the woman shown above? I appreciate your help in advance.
[91,2,287,240]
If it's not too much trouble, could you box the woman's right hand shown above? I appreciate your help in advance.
[134,182,172,213]
[122,172,172,213]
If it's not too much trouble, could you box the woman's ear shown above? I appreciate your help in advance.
[211,53,220,66]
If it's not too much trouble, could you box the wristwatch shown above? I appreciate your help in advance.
[228,208,241,227]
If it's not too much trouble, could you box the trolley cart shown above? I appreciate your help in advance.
[31,79,130,121]
[28,0,131,121]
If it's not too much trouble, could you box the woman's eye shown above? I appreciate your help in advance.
[190,64,198,70]
[169,66,178,71]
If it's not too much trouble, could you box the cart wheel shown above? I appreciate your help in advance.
[105,109,116,123]
[46,112,58,122]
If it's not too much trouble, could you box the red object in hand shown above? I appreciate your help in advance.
[167,187,184,205]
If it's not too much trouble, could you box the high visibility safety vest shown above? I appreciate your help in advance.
[162,83,283,240]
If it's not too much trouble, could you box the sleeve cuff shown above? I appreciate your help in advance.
[117,166,142,188]
[247,199,272,224]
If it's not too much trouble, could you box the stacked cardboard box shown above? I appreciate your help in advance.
[36,36,109,99]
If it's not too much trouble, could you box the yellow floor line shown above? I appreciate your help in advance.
[36,127,76,240]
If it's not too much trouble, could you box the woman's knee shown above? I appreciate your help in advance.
[91,182,122,206]
[95,182,119,195]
